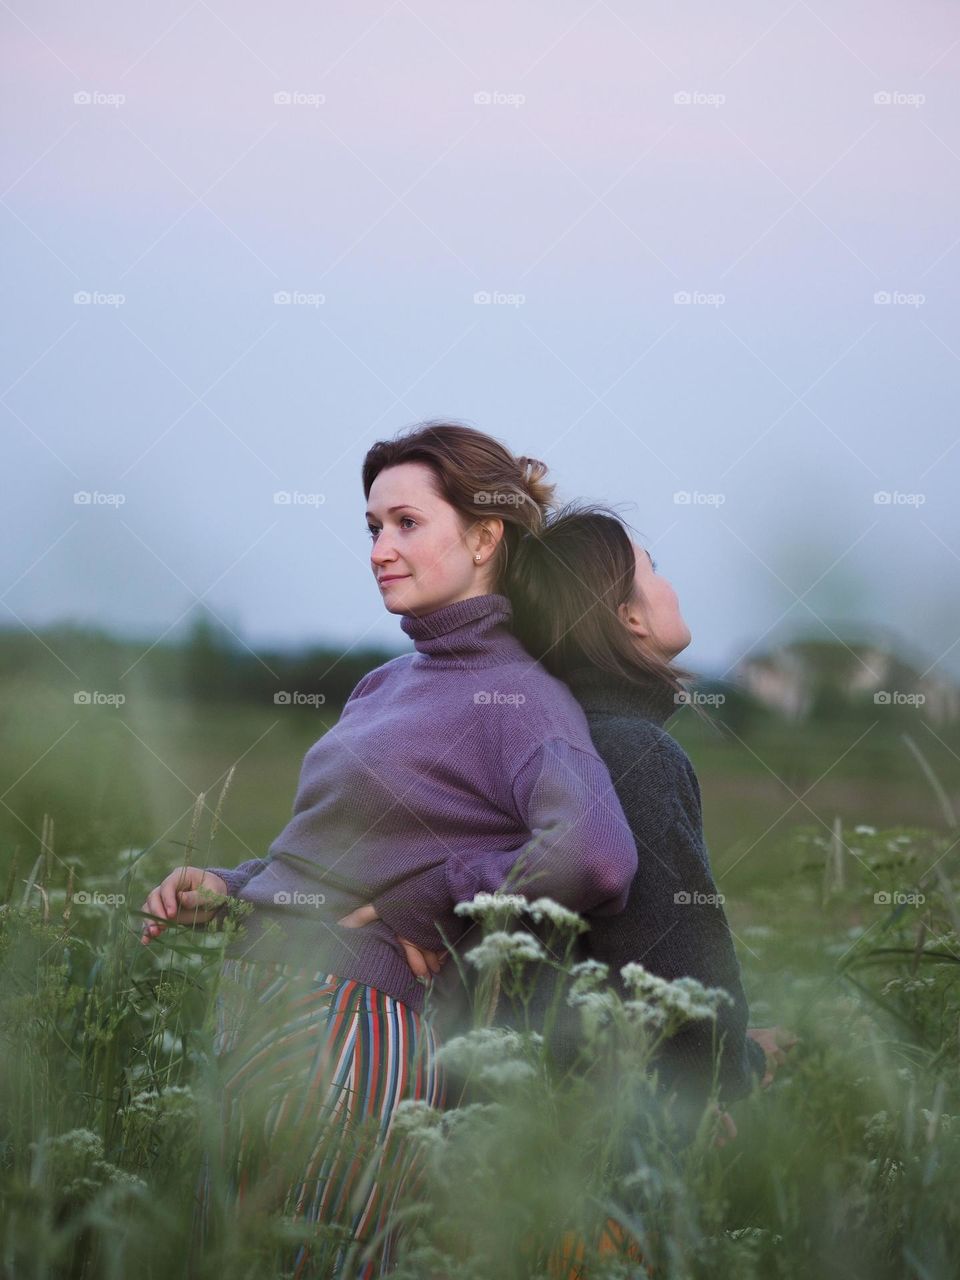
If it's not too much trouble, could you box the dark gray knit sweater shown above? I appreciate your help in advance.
[432,662,766,1115]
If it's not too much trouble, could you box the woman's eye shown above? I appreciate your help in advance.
[366,517,416,539]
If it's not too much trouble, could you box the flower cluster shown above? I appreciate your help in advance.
[465,930,547,971]
[526,898,588,934]
[28,1128,147,1202]
[454,892,529,922]
[620,963,734,1025]
[435,1027,541,1091]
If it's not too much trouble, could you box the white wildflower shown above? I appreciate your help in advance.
[854,825,876,836]
[28,1129,147,1200]
[623,1000,670,1033]
[465,930,546,970]
[620,963,674,1001]
[435,1028,528,1074]
[567,988,619,1039]
[391,1100,444,1142]
[526,898,588,934]
[475,1059,537,1088]
[454,892,529,921]
[568,959,610,994]
[620,963,733,1025]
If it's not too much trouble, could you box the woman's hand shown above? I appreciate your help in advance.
[708,1103,738,1149]
[338,902,449,980]
[139,867,228,943]
[747,1025,800,1088]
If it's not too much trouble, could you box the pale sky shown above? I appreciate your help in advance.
[4,1,959,682]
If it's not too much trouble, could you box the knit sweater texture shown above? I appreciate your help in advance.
[432,662,766,1109]
[203,593,638,1014]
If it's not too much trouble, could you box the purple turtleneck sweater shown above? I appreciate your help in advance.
[203,592,638,1013]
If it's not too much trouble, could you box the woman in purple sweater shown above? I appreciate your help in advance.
[138,422,638,1278]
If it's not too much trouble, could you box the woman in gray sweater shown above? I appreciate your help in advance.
[434,502,795,1144]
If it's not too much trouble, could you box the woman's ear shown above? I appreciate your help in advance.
[475,517,504,556]
[618,596,651,640]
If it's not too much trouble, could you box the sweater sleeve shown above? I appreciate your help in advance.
[371,738,638,949]
[200,667,381,914]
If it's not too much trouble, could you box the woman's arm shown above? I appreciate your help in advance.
[201,856,271,901]
[370,737,638,950]
[199,669,385,913]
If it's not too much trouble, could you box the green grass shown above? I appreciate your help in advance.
[2,678,959,1278]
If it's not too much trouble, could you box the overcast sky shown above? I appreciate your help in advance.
[4,1,959,683]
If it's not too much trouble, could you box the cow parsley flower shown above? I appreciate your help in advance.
[567,958,611,993]
[454,892,529,922]
[465,930,546,970]
[526,898,588,934]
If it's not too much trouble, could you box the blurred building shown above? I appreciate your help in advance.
[732,632,960,725]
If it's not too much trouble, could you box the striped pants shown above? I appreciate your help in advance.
[193,957,445,1279]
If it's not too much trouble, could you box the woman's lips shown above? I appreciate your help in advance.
[378,574,410,586]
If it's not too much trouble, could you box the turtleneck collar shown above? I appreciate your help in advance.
[563,662,680,727]
[400,593,518,667]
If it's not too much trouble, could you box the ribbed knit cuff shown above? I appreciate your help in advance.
[371,863,450,950]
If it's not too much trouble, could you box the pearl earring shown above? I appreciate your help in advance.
[475,554,481,562]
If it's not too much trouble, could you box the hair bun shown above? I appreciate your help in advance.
[514,454,557,516]
[516,455,547,487]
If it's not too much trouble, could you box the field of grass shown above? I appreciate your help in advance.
[2,673,959,1278]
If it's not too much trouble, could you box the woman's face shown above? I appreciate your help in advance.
[366,461,501,617]
[618,541,691,660]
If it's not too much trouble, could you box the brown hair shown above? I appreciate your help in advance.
[505,500,705,713]
[362,419,556,592]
